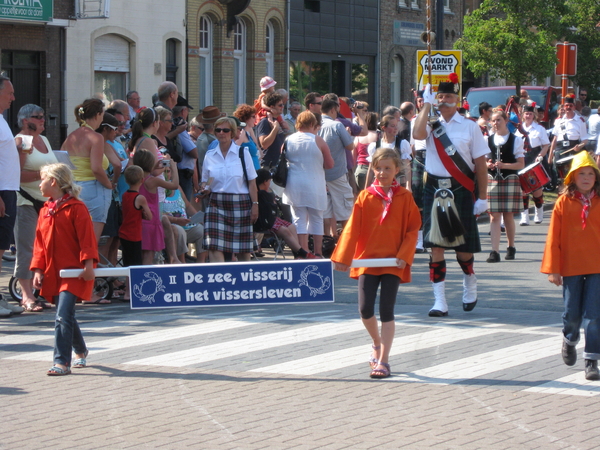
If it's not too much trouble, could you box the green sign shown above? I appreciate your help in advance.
[0,0,53,22]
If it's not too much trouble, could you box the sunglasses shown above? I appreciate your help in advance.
[102,123,118,131]
[215,128,231,133]
[117,121,126,126]
[30,115,44,120]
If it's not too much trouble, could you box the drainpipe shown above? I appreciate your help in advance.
[286,0,290,99]
[374,0,380,112]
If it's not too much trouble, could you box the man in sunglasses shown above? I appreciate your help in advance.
[304,92,323,115]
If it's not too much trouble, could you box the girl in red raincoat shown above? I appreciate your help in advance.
[31,163,98,376]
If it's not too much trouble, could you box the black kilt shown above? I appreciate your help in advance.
[422,178,481,253]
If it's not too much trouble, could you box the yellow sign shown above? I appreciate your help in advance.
[417,50,463,98]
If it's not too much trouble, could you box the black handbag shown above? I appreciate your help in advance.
[272,141,288,187]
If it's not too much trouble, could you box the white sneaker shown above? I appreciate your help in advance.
[520,210,530,226]
[463,273,477,303]
[0,297,24,315]
[429,282,448,316]
[416,230,424,252]
[534,206,544,224]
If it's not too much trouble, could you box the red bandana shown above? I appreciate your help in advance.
[45,193,71,217]
[367,179,400,224]
[573,190,595,230]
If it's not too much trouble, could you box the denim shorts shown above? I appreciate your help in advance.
[77,179,111,223]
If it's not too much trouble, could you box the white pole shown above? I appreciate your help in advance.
[59,258,399,278]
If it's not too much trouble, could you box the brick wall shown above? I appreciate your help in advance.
[187,0,287,116]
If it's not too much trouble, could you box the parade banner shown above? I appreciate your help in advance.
[416,50,462,98]
[128,260,335,309]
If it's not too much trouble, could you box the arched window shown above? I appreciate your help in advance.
[390,56,402,107]
[233,19,246,106]
[265,21,275,78]
[199,15,213,107]
[166,38,179,84]
[94,34,130,102]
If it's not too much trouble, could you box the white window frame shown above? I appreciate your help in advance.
[398,0,408,7]
[443,0,451,13]
[233,20,247,106]
[198,16,213,107]
[265,22,275,79]
[411,0,419,9]
[94,33,129,102]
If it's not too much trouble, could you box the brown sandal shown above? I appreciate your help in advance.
[22,302,43,312]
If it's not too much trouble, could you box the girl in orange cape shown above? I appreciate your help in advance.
[331,148,420,378]
[31,163,98,376]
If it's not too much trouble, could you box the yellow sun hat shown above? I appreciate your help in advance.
[564,151,599,185]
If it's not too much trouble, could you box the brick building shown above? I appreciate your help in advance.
[0,0,72,148]
[379,0,465,109]
[186,0,287,115]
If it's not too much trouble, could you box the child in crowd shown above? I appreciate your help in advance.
[119,165,152,267]
[132,149,179,265]
[541,151,600,381]
[31,163,98,376]
[331,148,421,379]
[255,169,317,259]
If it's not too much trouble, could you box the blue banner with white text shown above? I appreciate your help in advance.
[129,260,335,309]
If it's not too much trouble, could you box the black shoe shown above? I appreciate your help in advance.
[585,360,600,380]
[428,309,449,317]
[463,300,477,312]
[562,341,577,366]
[486,251,500,263]
[501,225,506,233]
[505,246,516,260]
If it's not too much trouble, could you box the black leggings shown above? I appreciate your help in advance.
[358,274,401,323]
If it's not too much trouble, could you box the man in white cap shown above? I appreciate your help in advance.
[413,79,489,317]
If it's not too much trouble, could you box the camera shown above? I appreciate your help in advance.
[161,159,171,167]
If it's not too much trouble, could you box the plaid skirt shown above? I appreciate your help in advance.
[422,180,481,253]
[204,192,253,253]
[411,151,426,209]
[487,174,522,213]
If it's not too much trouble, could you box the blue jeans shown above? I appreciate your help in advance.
[563,274,600,360]
[53,291,87,366]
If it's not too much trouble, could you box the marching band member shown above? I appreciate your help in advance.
[517,105,550,225]
[413,77,489,317]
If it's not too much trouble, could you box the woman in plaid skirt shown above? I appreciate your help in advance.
[486,110,525,262]
[199,117,258,262]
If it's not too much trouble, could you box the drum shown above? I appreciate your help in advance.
[556,154,577,180]
[518,162,550,194]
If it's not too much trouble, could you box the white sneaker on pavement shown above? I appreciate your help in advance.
[0,296,24,315]
[534,206,544,224]
[520,210,530,226]
[429,282,448,316]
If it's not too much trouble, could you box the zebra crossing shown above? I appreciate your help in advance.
[2,304,599,396]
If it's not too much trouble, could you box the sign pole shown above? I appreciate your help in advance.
[561,42,569,104]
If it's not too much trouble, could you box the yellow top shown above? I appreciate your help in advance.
[70,154,109,181]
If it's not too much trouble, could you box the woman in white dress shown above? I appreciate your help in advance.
[282,111,334,256]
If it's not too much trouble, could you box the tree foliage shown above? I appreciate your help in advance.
[455,0,566,95]
[561,0,600,97]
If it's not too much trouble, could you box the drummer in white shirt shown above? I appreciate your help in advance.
[516,105,550,225]
[549,96,588,181]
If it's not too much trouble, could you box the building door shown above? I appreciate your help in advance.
[1,51,41,132]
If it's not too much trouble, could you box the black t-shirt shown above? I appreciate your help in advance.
[256,117,286,168]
